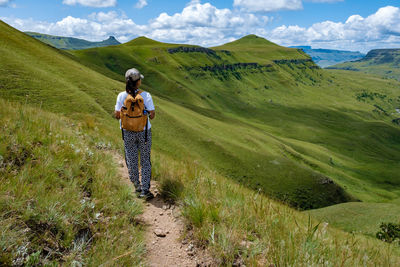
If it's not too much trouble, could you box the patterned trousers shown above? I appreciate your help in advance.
[122,129,152,191]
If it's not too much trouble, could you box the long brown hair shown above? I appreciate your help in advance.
[126,77,140,96]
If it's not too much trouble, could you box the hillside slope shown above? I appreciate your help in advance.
[290,46,365,67]
[306,202,400,237]
[0,100,144,266]
[26,32,121,50]
[1,20,400,266]
[2,19,400,210]
[328,48,400,80]
[70,34,400,209]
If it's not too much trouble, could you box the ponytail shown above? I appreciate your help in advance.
[126,77,140,96]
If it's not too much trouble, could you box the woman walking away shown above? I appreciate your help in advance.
[114,68,155,200]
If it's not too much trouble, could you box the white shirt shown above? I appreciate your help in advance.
[115,91,155,130]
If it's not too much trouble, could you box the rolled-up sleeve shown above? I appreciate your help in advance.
[144,92,155,111]
[115,93,124,111]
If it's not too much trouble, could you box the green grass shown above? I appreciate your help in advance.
[2,18,400,265]
[153,154,400,266]
[0,21,121,119]
[0,99,144,266]
[306,202,400,237]
[3,18,400,209]
[69,33,400,209]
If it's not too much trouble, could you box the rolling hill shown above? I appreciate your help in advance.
[328,48,400,80]
[1,19,400,266]
[70,34,400,208]
[0,21,143,265]
[290,46,365,67]
[25,32,121,50]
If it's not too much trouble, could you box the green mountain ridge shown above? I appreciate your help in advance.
[69,33,400,210]
[1,19,400,266]
[328,48,400,81]
[25,31,121,50]
[4,20,400,212]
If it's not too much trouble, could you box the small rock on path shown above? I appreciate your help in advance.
[113,153,213,267]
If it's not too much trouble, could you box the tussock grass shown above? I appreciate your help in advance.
[153,154,400,266]
[159,178,184,202]
[0,99,144,266]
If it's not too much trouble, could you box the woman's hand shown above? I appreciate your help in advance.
[149,110,155,120]
[114,110,121,119]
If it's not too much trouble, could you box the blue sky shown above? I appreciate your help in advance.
[1,0,400,52]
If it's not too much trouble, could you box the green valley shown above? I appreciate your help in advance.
[1,19,400,265]
[70,34,400,208]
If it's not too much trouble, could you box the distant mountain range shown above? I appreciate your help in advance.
[328,48,400,81]
[290,46,365,68]
[25,32,121,50]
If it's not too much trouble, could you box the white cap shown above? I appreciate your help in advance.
[125,68,144,82]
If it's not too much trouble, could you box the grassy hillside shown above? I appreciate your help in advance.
[154,155,400,266]
[0,20,124,141]
[1,19,400,266]
[26,32,120,50]
[328,49,400,81]
[0,99,144,266]
[70,34,400,210]
[306,202,400,237]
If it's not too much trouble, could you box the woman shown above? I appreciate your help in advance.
[114,68,155,200]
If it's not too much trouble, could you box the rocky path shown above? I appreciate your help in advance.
[113,154,211,267]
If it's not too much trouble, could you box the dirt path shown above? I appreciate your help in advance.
[113,154,211,267]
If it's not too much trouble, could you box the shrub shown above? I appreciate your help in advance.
[376,222,400,244]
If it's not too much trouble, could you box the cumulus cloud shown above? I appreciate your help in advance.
[2,2,400,52]
[233,0,303,12]
[233,0,343,12]
[147,1,269,45]
[1,1,269,46]
[0,0,12,7]
[2,11,144,43]
[135,0,147,9]
[306,0,343,3]
[267,6,400,52]
[62,0,117,8]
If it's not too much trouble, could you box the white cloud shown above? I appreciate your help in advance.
[1,1,269,47]
[135,0,147,9]
[233,0,344,12]
[147,1,269,46]
[0,0,12,7]
[233,0,302,12]
[62,0,117,8]
[2,3,400,52]
[267,6,400,52]
[306,0,343,3]
[2,11,143,43]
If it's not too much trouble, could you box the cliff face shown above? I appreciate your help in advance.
[360,49,400,66]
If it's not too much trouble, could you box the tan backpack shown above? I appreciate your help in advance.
[120,90,148,132]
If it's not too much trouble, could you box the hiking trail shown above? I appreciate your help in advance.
[113,153,212,267]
